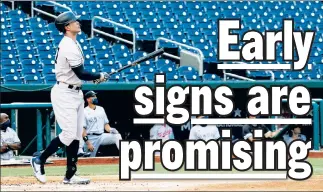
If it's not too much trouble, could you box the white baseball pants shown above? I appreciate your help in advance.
[79,132,122,157]
[51,83,84,146]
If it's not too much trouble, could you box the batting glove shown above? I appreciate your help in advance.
[94,72,109,84]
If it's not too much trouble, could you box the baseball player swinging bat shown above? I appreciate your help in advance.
[94,48,165,84]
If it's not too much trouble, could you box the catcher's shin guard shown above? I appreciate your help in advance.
[65,140,79,179]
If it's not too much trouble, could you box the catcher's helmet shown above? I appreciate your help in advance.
[55,11,80,32]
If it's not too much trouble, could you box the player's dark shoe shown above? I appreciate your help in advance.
[77,152,91,157]
[83,152,91,157]
[30,157,46,183]
[77,152,84,157]
[63,175,90,185]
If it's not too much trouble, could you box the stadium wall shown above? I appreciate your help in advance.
[1,83,322,156]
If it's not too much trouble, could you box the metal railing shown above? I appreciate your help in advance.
[8,1,14,10]
[155,37,204,75]
[31,1,72,18]
[91,16,136,52]
[155,37,204,62]
[276,98,323,150]
[312,99,323,149]
[0,103,59,153]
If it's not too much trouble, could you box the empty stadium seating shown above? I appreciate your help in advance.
[0,1,322,85]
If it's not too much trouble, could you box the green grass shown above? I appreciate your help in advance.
[0,164,119,177]
[1,158,322,177]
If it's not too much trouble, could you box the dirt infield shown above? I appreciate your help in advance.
[1,152,323,191]
[1,175,323,191]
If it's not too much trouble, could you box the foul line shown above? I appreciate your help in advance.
[133,118,312,125]
[217,64,291,70]
[132,173,287,180]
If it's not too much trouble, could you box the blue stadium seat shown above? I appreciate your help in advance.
[166,72,182,81]
[93,20,114,28]
[139,59,154,67]
[0,36,12,44]
[8,10,27,18]
[84,66,100,73]
[41,58,56,66]
[21,68,40,75]
[30,21,48,31]
[135,29,154,40]
[1,67,19,76]
[17,45,36,52]
[142,73,154,81]
[126,74,143,82]
[39,52,55,60]
[155,59,176,69]
[132,51,147,60]
[139,65,156,74]
[111,44,130,54]
[11,17,28,25]
[99,58,116,66]
[177,66,198,76]
[1,29,11,38]
[11,23,29,30]
[151,30,169,38]
[31,30,50,39]
[14,37,30,45]
[1,59,19,67]
[203,74,221,81]
[89,37,110,47]
[122,66,139,75]
[82,50,94,60]
[116,58,133,66]
[0,3,9,11]
[84,59,96,66]
[43,66,55,75]
[88,2,105,10]
[24,74,43,84]
[96,52,113,60]
[154,2,170,9]
[108,73,124,82]
[44,74,57,84]
[159,65,176,73]
[38,44,54,52]
[114,51,131,60]
[4,74,23,84]
[90,9,105,17]
[21,59,42,69]
[1,51,16,59]
[12,30,32,39]
[101,66,117,73]
[1,44,14,53]
[94,46,113,57]
[29,17,47,25]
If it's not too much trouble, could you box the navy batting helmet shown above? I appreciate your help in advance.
[84,91,97,100]
[55,11,80,32]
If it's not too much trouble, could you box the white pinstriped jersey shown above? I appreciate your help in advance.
[83,106,109,134]
[0,127,20,160]
[189,125,220,141]
[55,36,84,86]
